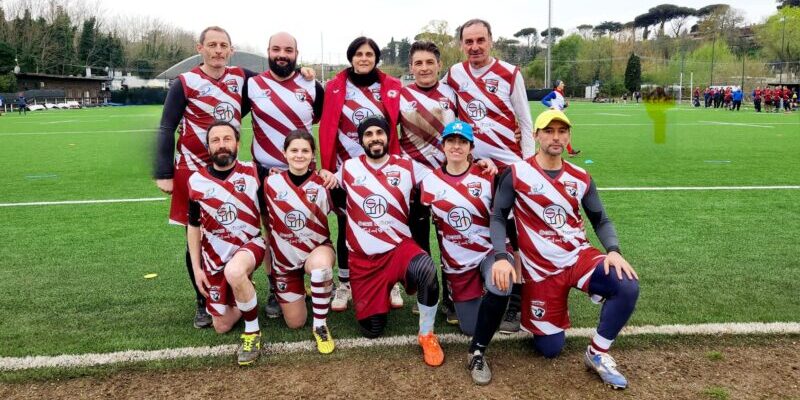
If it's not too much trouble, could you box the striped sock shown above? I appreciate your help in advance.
[310,268,333,329]
[589,332,613,355]
[236,295,259,334]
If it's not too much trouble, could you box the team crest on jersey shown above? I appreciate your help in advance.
[438,98,450,110]
[295,89,307,102]
[564,181,578,197]
[484,79,499,94]
[233,177,246,192]
[209,286,221,302]
[531,305,546,319]
[371,88,381,101]
[385,171,401,186]
[448,207,473,231]
[387,89,398,98]
[467,182,482,197]
[284,210,307,231]
[277,281,288,291]
[224,79,239,93]
[305,188,318,202]
[215,202,238,225]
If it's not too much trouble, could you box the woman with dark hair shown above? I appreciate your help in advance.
[318,36,403,312]
[263,130,337,354]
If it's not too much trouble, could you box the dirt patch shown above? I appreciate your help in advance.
[2,336,799,399]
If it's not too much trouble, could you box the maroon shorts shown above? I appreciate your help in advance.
[271,268,306,304]
[349,239,425,320]
[520,247,605,335]
[204,240,265,316]
[444,267,483,303]
[168,168,194,226]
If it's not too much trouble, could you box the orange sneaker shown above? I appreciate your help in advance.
[418,332,444,367]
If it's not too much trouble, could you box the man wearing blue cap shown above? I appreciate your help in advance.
[541,80,579,156]
[465,109,639,389]
[419,120,500,337]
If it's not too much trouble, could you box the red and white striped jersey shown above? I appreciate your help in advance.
[248,72,318,170]
[336,80,387,169]
[420,165,494,274]
[187,161,265,275]
[176,66,245,171]
[340,155,430,256]
[398,83,457,169]
[264,171,332,273]
[510,157,593,282]
[447,60,522,170]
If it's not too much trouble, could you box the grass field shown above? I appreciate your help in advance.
[0,102,798,368]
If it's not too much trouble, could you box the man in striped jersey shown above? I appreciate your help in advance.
[400,40,458,322]
[186,121,266,366]
[466,110,640,389]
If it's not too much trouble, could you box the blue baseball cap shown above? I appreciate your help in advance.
[441,120,474,143]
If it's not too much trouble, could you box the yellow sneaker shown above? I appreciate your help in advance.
[313,325,335,355]
[418,332,444,367]
[237,332,261,366]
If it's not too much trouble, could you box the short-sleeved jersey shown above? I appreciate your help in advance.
[248,72,318,170]
[336,80,387,169]
[187,161,264,274]
[176,66,245,171]
[340,155,430,257]
[398,83,457,169]
[264,171,332,273]
[510,157,593,282]
[447,60,522,170]
[420,165,494,273]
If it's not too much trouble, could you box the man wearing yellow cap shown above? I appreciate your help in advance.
[465,110,640,390]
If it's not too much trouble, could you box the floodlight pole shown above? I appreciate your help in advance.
[545,0,552,88]
[779,16,786,86]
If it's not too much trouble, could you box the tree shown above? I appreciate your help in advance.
[514,27,537,48]
[381,37,397,65]
[414,20,461,70]
[634,12,658,40]
[756,7,800,75]
[541,27,564,45]
[0,41,14,74]
[777,0,800,9]
[594,21,624,38]
[550,34,582,93]
[624,53,642,93]
[78,17,99,70]
[494,37,521,64]
[396,38,411,67]
[577,24,593,39]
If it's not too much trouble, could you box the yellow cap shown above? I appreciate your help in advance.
[534,109,572,130]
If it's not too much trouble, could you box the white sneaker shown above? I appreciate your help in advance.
[390,283,404,309]
[331,282,351,312]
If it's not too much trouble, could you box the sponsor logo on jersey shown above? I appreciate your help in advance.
[467,182,482,197]
[295,89,307,102]
[213,102,236,122]
[224,79,239,93]
[204,188,216,199]
[233,177,246,192]
[284,210,307,231]
[262,89,272,97]
[564,181,577,197]
[199,86,212,96]
[352,107,375,126]
[345,89,355,100]
[542,204,568,228]
[439,98,450,110]
[466,100,487,120]
[458,81,470,92]
[403,100,417,113]
[529,183,545,195]
[484,78,499,94]
[305,188,318,202]
[215,202,239,225]
[434,189,447,201]
[385,171,401,186]
[275,191,288,201]
[387,89,398,98]
[448,207,472,231]
[352,176,367,187]
[363,194,388,218]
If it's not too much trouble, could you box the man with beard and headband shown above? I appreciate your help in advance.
[186,121,267,366]
[247,31,334,320]
[155,26,315,328]
[335,115,444,366]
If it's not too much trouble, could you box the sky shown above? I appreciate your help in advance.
[69,0,783,64]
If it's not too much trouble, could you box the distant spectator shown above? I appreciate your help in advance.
[731,88,743,111]
[753,87,762,113]
[16,94,26,115]
[693,87,700,107]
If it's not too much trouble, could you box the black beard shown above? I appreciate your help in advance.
[211,149,237,167]
[363,142,387,159]
[269,57,296,78]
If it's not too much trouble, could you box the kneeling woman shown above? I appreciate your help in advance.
[264,130,337,354]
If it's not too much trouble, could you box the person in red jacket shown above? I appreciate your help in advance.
[318,36,403,311]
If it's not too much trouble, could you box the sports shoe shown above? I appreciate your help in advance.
[237,332,261,366]
[263,292,282,319]
[331,282,351,312]
[568,149,582,157]
[193,300,212,329]
[468,350,492,385]
[442,303,458,325]
[498,309,521,334]
[390,283,404,309]
[418,332,444,367]
[412,302,419,315]
[313,324,335,355]
[583,349,628,389]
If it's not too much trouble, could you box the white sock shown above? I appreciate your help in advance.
[418,302,437,335]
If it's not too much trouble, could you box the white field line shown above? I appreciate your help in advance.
[594,113,631,117]
[699,120,775,128]
[1,322,798,371]
[0,197,166,207]
[0,129,151,136]
[2,186,798,208]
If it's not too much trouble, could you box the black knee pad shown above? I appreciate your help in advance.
[358,314,388,338]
